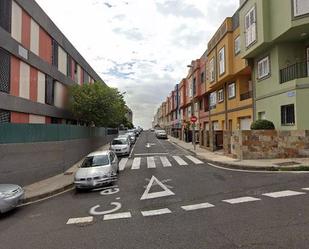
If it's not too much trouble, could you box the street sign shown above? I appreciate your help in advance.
[190,115,197,123]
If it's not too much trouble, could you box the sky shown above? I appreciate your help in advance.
[36,0,239,129]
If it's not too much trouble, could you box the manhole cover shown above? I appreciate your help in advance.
[275,161,301,167]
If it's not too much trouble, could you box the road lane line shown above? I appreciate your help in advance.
[103,212,132,221]
[262,190,306,198]
[160,156,172,167]
[181,202,214,211]
[66,216,93,225]
[119,158,128,171]
[186,155,203,164]
[222,197,261,204]
[302,188,309,191]
[131,157,141,170]
[173,156,188,166]
[147,157,156,168]
[141,208,172,217]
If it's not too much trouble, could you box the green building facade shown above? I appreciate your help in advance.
[239,0,309,130]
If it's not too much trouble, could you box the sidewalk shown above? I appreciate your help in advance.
[169,136,309,171]
[22,143,110,204]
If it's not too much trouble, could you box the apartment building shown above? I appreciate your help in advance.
[0,0,103,124]
[206,15,253,132]
[239,0,309,130]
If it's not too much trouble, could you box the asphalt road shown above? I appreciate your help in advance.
[1,131,309,249]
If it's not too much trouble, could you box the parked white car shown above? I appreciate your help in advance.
[74,151,119,190]
[110,137,131,156]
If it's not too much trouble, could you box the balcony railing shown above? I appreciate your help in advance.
[280,61,309,84]
[240,91,252,101]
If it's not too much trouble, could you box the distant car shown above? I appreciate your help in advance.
[110,137,131,156]
[128,129,139,137]
[126,132,136,144]
[74,151,119,190]
[156,130,168,139]
[150,128,155,132]
[0,184,24,213]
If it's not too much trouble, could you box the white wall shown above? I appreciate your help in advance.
[11,1,22,43]
[30,19,39,55]
[19,62,30,99]
[37,71,46,104]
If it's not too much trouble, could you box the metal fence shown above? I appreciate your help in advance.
[0,124,113,144]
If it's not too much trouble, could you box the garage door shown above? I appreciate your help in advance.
[240,118,251,130]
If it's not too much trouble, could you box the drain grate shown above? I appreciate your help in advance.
[275,161,301,167]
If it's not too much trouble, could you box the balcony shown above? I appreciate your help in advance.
[240,91,252,101]
[280,61,309,84]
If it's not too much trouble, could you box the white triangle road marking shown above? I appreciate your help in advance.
[160,156,172,167]
[119,158,128,171]
[186,155,203,164]
[172,156,188,166]
[147,157,156,168]
[140,175,175,200]
[131,157,141,170]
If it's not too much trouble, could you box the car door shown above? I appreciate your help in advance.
[110,152,118,173]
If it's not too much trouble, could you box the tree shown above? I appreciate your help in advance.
[68,82,127,128]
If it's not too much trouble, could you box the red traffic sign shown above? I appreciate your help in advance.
[190,115,197,123]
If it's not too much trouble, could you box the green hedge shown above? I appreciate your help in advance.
[250,120,275,130]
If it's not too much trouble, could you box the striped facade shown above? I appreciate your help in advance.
[0,0,104,124]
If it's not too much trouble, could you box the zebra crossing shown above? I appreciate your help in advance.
[119,155,204,171]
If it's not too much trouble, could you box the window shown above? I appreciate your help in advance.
[294,0,309,17]
[0,48,10,93]
[228,83,236,99]
[201,72,205,83]
[192,78,196,95]
[67,54,72,78]
[0,109,10,123]
[209,58,215,82]
[258,111,266,120]
[245,6,256,47]
[0,0,11,32]
[210,92,217,106]
[234,36,241,55]
[257,56,270,79]
[52,39,58,67]
[281,104,295,125]
[45,76,54,105]
[217,89,224,102]
[218,47,225,75]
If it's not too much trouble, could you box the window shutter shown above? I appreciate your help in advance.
[0,0,11,32]
[294,0,309,16]
[0,48,10,93]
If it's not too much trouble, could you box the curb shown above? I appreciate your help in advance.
[170,140,304,172]
[22,182,74,205]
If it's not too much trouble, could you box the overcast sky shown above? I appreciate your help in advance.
[36,0,239,129]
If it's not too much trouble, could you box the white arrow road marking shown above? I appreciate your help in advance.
[222,197,261,204]
[181,202,214,211]
[89,202,121,216]
[103,212,132,221]
[160,156,172,167]
[186,155,203,164]
[262,190,306,198]
[131,157,141,170]
[140,175,175,200]
[147,157,156,168]
[119,158,128,171]
[173,156,188,166]
[141,208,172,217]
[66,216,93,225]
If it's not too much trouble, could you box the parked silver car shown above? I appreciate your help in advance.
[74,151,119,190]
[110,137,131,156]
[155,130,168,139]
[0,184,24,213]
[126,132,136,144]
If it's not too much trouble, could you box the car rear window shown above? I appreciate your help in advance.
[81,155,110,168]
[112,139,127,145]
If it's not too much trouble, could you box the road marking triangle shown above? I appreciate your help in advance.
[140,175,175,200]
